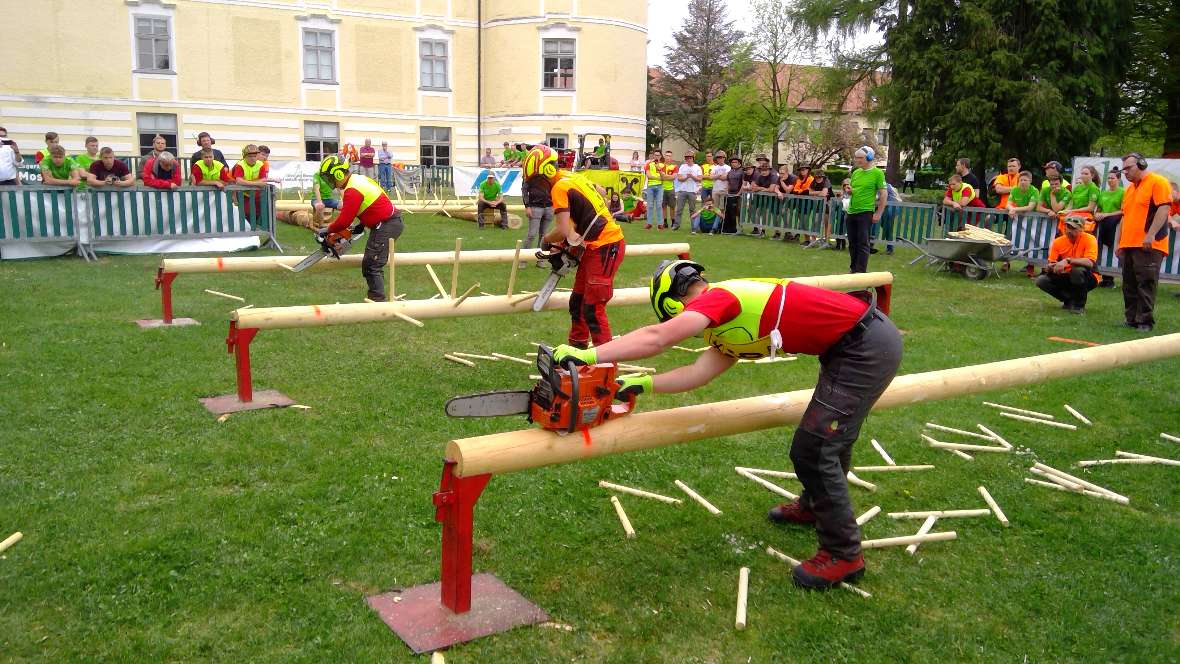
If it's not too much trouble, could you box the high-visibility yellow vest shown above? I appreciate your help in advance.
[344,173,385,215]
[238,160,263,181]
[702,278,790,359]
[196,159,226,183]
[701,162,713,188]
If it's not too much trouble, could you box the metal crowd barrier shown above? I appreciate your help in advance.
[0,185,85,257]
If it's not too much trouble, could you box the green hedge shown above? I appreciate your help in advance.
[824,167,850,185]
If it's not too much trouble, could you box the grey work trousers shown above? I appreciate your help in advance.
[791,310,903,559]
[361,214,405,301]
[525,206,554,249]
[673,191,699,230]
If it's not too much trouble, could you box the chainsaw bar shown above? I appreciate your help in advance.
[532,272,562,312]
[291,249,328,273]
[445,390,532,417]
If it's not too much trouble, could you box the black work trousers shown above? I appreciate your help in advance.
[361,214,405,301]
[1121,247,1164,327]
[790,310,903,559]
[845,211,875,273]
[1035,268,1098,308]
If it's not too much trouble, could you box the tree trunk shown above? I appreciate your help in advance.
[885,136,900,184]
[1165,93,1180,156]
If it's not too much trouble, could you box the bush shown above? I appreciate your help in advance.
[915,169,945,190]
[824,167,850,185]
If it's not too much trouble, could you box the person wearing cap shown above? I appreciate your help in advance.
[1117,152,1172,331]
[477,171,509,229]
[709,152,731,212]
[232,144,271,222]
[549,259,902,591]
[642,150,665,230]
[674,151,702,232]
[1036,217,1099,313]
[1036,171,1071,225]
[846,147,887,273]
[1092,168,1125,288]
[722,156,745,234]
[1039,161,1072,205]
[746,155,779,236]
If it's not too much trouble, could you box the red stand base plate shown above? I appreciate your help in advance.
[367,574,549,654]
[136,318,200,328]
[198,389,295,415]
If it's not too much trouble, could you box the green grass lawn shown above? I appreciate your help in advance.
[1,216,1179,662]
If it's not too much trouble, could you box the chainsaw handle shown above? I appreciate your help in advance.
[563,357,580,436]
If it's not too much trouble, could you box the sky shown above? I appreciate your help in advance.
[646,0,882,68]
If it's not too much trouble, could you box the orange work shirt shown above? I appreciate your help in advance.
[791,175,814,194]
[551,174,624,249]
[1048,232,1099,284]
[993,172,1019,209]
[1119,172,1172,255]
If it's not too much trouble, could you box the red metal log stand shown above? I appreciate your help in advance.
[366,461,548,654]
[876,283,892,315]
[136,269,199,328]
[197,321,294,414]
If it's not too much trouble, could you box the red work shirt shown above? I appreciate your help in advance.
[190,162,231,184]
[141,157,181,189]
[359,146,376,168]
[327,183,396,233]
[684,281,869,355]
[230,162,269,182]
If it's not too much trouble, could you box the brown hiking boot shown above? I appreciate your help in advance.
[767,499,816,525]
[792,549,865,590]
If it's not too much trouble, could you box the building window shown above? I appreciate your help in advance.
[419,39,449,90]
[877,128,888,146]
[304,121,339,162]
[134,16,172,72]
[302,29,336,83]
[546,134,568,150]
[542,38,575,90]
[420,126,451,166]
[137,113,177,155]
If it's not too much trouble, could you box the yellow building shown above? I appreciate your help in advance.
[2,0,647,165]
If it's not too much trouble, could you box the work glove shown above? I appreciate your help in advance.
[615,374,652,400]
[552,344,597,367]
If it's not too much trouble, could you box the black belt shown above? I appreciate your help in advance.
[839,289,882,344]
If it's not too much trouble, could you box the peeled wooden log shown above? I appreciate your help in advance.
[161,242,691,274]
[447,333,1180,478]
[231,272,893,331]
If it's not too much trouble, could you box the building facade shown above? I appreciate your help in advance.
[2,0,647,165]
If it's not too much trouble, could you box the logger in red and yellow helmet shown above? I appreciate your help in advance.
[525,144,627,348]
[316,155,404,301]
[550,259,903,592]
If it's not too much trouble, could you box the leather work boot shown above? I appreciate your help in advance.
[767,499,816,525]
[792,549,865,590]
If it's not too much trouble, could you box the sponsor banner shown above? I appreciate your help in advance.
[577,169,647,199]
[453,167,523,196]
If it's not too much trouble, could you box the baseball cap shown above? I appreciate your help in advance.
[755,154,769,162]
[1063,216,1084,228]
[1044,161,1062,171]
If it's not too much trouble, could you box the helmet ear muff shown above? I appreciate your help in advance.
[649,259,705,322]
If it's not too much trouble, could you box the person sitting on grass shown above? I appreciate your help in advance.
[608,191,632,223]
[1035,217,1099,314]
[39,145,81,189]
[690,196,723,235]
[476,171,508,229]
[190,148,232,189]
[86,147,134,188]
[1005,171,1040,219]
[550,259,902,591]
[142,151,181,190]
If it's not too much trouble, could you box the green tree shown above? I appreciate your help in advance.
[1119,0,1180,154]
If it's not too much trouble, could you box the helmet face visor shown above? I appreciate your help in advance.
[649,259,704,322]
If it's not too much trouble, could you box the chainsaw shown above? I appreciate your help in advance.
[444,345,636,434]
[531,243,584,312]
[290,223,364,272]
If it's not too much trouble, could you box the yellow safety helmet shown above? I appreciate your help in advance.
[319,155,351,184]
[522,144,558,181]
[650,259,705,322]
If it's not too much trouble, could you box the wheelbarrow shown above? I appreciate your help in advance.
[902,237,1016,280]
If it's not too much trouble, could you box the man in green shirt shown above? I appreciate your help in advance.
[1005,171,1040,219]
[477,171,508,229]
[39,145,82,189]
[1093,168,1126,288]
[312,170,340,223]
[845,146,887,273]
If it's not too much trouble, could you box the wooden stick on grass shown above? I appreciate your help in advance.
[443,354,476,367]
[1161,432,1180,444]
[862,531,956,549]
[852,465,935,473]
[855,505,881,526]
[925,422,998,441]
[871,439,895,465]
[735,468,798,500]
[1114,451,1180,467]
[599,480,682,504]
[846,471,877,492]
[906,516,938,555]
[674,480,722,515]
[888,509,991,519]
[976,424,1013,449]
[491,352,532,365]
[1063,404,1092,426]
[203,288,245,302]
[0,531,22,554]
[948,448,974,461]
[978,486,1009,526]
[1000,412,1077,429]
[451,352,499,361]
[610,496,636,539]
[735,467,798,479]
[982,401,1055,419]
[735,567,750,630]
[1023,478,1128,504]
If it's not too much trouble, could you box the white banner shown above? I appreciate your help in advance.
[453,167,523,197]
[1071,156,1180,185]
[268,160,321,190]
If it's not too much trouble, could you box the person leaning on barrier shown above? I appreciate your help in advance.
[142,150,180,190]
[1036,217,1099,314]
[35,131,61,165]
[1092,168,1124,288]
[746,155,779,237]
[1061,165,1100,234]
[1116,152,1172,332]
[40,145,82,189]
[86,147,134,188]
[700,150,714,203]
[801,170,831,247]
[73,137,100,174]
[1037,172,1071,223]
[955,157,981,200]
[550,259,903,591]
[661,150,678,229]
[992,157,1022,209]
[1005,171,1040,219]
[0,126,23,186]
[190,148,232,189]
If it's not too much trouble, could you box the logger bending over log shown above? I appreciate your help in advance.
[552,260,903,590]
[526,144,626,347]
[315,155,405,301]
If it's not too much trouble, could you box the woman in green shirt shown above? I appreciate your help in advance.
[1092,168,1125,287]
[1062,165,1100,231]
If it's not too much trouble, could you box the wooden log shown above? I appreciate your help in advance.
[765,547,871,598]
[392,311,424,328]
[1023,478,1129,504]
[735,468,798,500]
[674,480,722,515]
[1076,458,1157,467]
[947,449,974,461]
[735,567,750,630]
[1114,451,1180,467]
[424,264,449,299]
[451,352,499,361]
[1032,463,1128,502]
[388,239,395,302]
[1063,404,1092,426]
[450,238,462,299]
[452,283,481,308]
[734,467,798,480]
[491,352,532,365]
[431,651,445,664]
[976,424,1013,449]
[1028,466,1081,488]
[887,509,991,519]
[598,480,683,504]
[922,436,1011,454]
[924,422,998,441]
[203,288,246,302]
[861,531,956,549]
[609,496,636,539]
[845,471,877,492]
[870,439,895,465]
[978,486,1009,526]
[982,401,1055,420]
[506,239,523,296]
[855,505,881,526]
[509,292,539,306]
[446,333,1180,479]
[851,465,935,473]
[0,531,22,554]
[906,516,938,555]
[616,363,657,373]
[1161,432,1180,444]
[443,354,476,367]
[162,242,692,274]
[999,412,1077,429]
